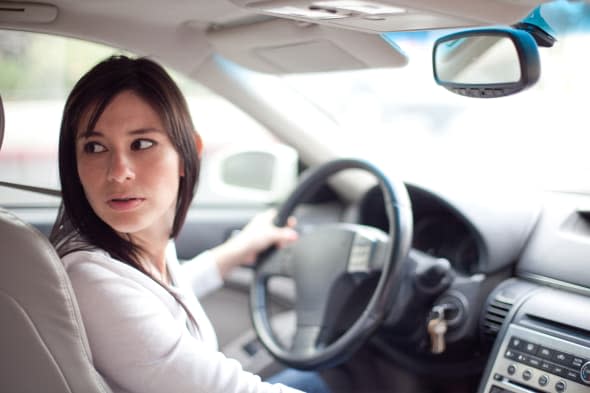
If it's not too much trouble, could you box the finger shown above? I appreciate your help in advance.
[276,227,299,248]
[286,216,297,229]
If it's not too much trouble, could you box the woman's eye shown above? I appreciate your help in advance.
[83,142,106,153]
[131,139,155,150]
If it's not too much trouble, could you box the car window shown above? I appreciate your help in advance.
[279,27,590,193]
[0,30,277,207]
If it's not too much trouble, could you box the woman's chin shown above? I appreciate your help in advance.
[104,219,145,236]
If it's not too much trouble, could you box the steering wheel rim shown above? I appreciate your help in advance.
[250,158,413,370]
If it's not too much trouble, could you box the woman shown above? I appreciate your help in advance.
[49,55,329,393]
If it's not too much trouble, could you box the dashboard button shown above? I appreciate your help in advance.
[555,380,567,393]
[540,362,552,371]
[527,357,541,368]
[524,342,538,355]
[507,364,516,375]
[552,365,567,377]
[565,369,579,383]
[538,347,553,359]
[509,337,524,350]
[522,370,532,381]
[572,357,585,368]
[538,375,549,386]
[554,352,573,366]
[505,349,517,360]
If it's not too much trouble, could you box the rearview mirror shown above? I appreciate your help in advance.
[433,28,540,98]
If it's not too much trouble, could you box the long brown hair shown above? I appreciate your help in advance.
[50,55,200,319]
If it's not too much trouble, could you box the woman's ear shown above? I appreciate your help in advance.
[193,132,203,158]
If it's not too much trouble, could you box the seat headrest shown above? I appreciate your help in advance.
[0,94,4,151]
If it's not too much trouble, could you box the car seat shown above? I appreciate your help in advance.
[0,94,112,393]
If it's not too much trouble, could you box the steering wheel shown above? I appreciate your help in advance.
[250,158,413,370]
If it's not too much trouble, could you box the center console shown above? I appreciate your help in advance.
[479,281,590,393]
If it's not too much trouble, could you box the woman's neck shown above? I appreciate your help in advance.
[128,232,171,285]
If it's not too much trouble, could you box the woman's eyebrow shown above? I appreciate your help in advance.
[78,130,102,139]
[78,128,163,139]
[128,127,164,136]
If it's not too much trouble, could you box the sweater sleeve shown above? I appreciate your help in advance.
[66,258,303,393]
[178,250,224,298]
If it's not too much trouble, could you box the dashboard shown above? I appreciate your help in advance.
[354,179,590,391]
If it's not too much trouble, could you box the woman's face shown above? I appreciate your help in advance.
[76,90,183,241]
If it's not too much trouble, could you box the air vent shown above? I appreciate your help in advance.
[482,296,513,340]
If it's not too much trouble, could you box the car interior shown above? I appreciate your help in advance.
[1,1,590,393]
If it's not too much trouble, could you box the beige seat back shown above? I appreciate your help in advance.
[0,94,112,393]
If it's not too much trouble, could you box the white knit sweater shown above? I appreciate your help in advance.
[62,243,301,393]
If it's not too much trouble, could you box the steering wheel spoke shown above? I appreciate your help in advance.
[347,226,390,274]
[258,247,295,278]
[291,325,323,356]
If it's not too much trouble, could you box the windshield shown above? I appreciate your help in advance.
[279,2,590,193]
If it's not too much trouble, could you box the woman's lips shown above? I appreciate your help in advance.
[107,197,145,211]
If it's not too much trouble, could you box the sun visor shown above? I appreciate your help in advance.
[0,2,57,23]
[208,19,408,74]
[230,0,544,33]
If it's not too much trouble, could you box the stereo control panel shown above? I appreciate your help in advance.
[481,324,590,393]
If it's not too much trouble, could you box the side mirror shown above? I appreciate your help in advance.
[433,27,540,98]
[203,143,298,204]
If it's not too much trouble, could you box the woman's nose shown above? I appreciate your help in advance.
[107,152,135,182]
